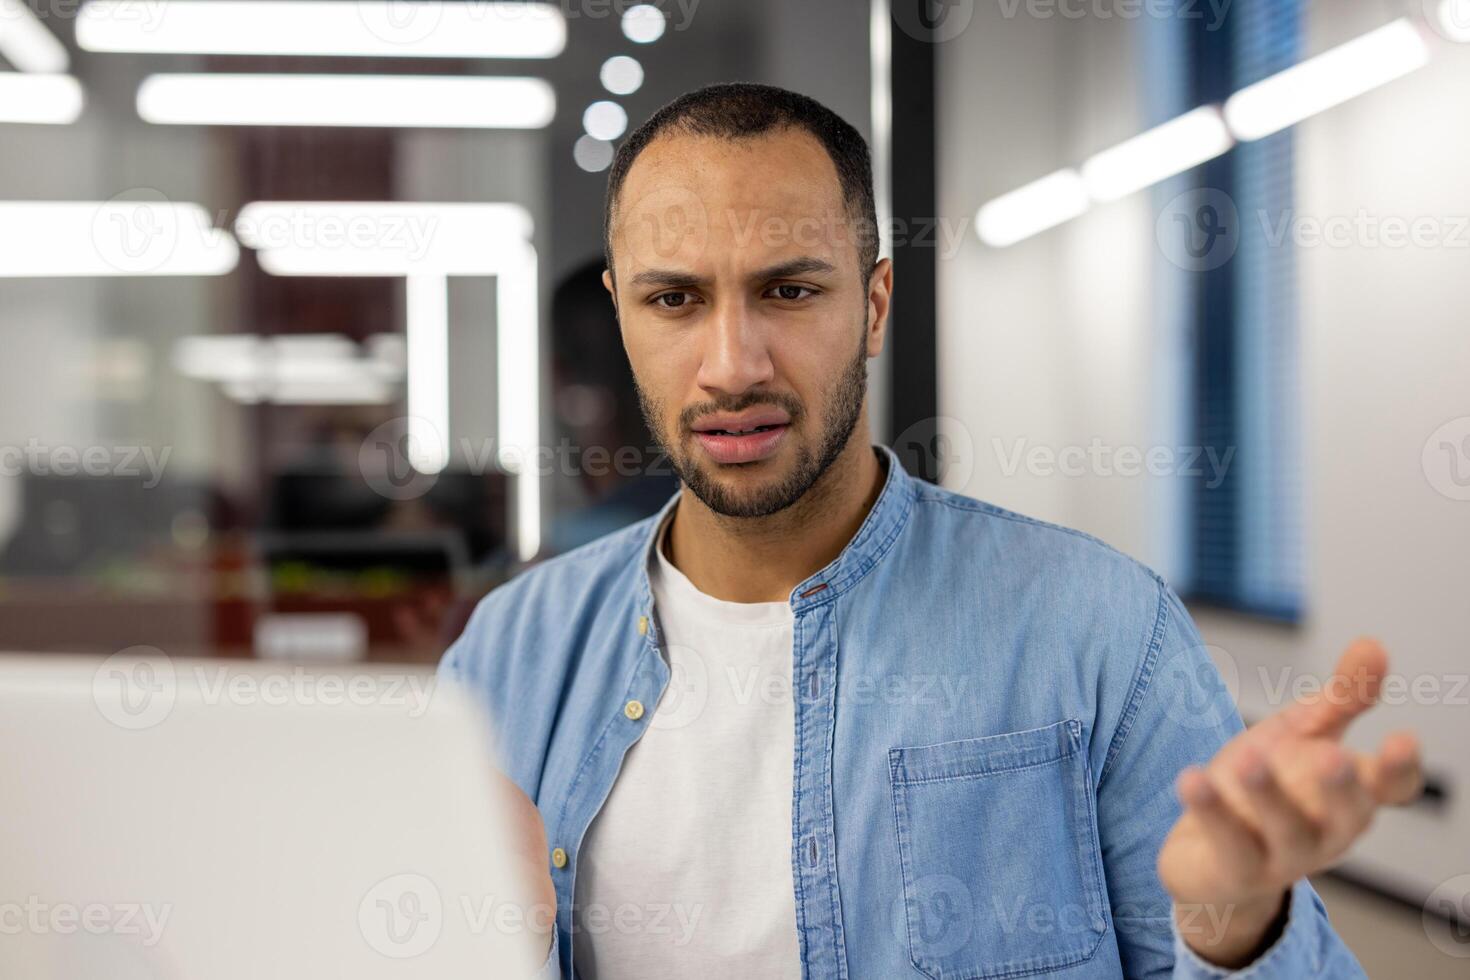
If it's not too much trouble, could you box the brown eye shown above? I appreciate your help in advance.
[772,284,813,301]
[655,292,689,308]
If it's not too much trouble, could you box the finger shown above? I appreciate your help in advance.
[1270,738,1361,816]
[1229,746,1326,862]
[492,776,558,940]
[494,775,550,864]
[1309,744,1375,850]
[1291,638,1387,739]
[1177,765,1267,875]
[1359,731,1424,806]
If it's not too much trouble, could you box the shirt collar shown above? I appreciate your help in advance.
[634,445,916,641]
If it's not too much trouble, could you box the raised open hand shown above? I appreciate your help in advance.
[1158,638,1423,966]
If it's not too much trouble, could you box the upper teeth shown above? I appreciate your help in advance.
[713,425,772,435]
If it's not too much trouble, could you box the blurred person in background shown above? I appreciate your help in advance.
[545,259,680,554]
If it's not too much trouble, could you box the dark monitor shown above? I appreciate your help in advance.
[0,474,221,578]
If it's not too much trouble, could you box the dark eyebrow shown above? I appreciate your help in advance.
[629,269,704,289]
[750,257,837,282]
[628,257,838,290]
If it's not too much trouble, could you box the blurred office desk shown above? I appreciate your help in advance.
[0,566,487,665]
[0,470,507,664]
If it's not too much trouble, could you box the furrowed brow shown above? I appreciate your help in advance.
[750,257,838,282]
[629,269,704,290]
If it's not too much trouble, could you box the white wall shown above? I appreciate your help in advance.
[935,2,1171,565]
[937,2,1470,901]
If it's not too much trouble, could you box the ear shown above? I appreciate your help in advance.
[865,258,893,358]
[602,268,619,316]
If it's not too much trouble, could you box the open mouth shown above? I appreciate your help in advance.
[700,424,783,436]
[691,415,792,465]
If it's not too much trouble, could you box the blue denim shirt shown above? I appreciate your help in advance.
[441,446,1363,979]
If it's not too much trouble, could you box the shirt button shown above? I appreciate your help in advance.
[551,847,568,869]
[637,615,649,636]
[623,699,645,721]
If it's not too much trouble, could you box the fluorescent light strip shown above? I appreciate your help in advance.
[224,379,394,405]
[0,201,238,276]
[174,333,402,405]
[0,72,82,124]
[0,0,69,72]
[1224,18,1431,142]
[78,0,565,58]
[1081,106,1233,202]
[975,170,1089,248]
[234,202,534,277]
[407,275,451,474]
[870,0,893,258]
[495,241,541,562]
[138,74,556,129]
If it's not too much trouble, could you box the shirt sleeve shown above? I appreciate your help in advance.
[1170,878,1363,979]
[1097,582,1366,979]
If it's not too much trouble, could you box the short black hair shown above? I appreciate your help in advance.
[602,82,879,284]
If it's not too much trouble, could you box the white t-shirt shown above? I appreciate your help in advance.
[571,517,802,980]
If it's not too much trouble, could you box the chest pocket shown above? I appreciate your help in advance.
[888,719,1108,979]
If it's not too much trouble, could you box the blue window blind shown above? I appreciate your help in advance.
[1175,0,1305,620]
[1231,0,1304,618]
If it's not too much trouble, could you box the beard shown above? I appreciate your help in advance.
[636,333,869,519]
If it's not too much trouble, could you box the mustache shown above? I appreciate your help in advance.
[678,391,805,433]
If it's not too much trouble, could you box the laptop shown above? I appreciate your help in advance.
[0,652,547,979]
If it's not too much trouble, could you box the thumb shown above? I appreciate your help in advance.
[494,773,558,939]
[496,773,550,866]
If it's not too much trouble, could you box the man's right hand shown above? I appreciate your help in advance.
[496,774,558,959]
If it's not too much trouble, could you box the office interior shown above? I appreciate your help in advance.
[0,0,1466,975]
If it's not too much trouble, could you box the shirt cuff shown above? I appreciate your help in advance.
[1171,880,1324,979]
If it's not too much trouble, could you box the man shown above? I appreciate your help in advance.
[442,83,1423,979]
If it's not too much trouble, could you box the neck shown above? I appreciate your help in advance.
[665,412,886,603]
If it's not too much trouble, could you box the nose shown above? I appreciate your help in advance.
[694,294,775,397]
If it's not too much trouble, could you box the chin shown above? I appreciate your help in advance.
[682,452,816,519]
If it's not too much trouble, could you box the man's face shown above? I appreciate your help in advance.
[604,127,891,518]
